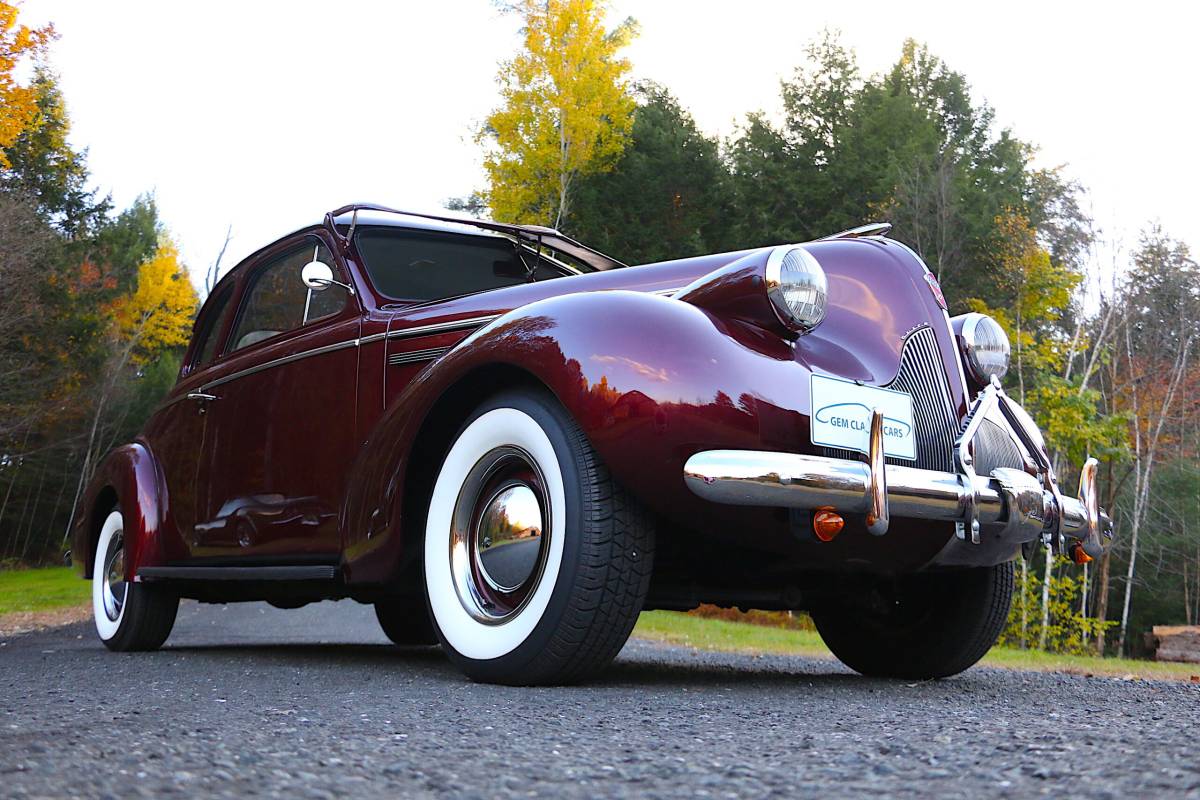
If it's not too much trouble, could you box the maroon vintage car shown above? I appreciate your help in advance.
[71,204,1110,685]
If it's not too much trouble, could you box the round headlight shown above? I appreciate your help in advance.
[766,246,828,333]
[956,312,1011,383]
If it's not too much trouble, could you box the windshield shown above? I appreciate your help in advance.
[355,227,580,302]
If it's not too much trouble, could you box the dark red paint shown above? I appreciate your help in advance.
[71,221,972,593]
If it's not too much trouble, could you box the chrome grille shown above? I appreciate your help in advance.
[820,325,959,473]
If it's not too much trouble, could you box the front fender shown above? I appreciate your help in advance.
[70,442,169,580]
[342,289,819,583]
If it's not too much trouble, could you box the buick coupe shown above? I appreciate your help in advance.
[71,204,1110,684]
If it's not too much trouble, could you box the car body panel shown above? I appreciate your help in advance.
[70,210,999,598]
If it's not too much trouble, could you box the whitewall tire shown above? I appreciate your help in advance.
[423,389,654,685]
[92,507,179,651]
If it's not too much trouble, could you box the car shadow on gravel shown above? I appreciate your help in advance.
[160,640,986,693]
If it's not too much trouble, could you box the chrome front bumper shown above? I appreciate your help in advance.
[683,379,1110,559]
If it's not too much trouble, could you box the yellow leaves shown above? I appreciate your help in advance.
[480,0,637,227]
[0,2,54,168]
[112,237,198,363]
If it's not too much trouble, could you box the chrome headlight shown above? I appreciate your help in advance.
[766,245,828,333]
[954,312,1011,383]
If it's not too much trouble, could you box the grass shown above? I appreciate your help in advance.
[0,566,90,616]
[634,610,1200,682]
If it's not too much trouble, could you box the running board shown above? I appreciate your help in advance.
[137,565,338,582]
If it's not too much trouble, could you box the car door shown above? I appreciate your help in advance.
[192,231,360,563]
[141,279,237,559]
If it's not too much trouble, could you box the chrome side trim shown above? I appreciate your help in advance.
[202,338,360,390]
[388,346,451,366]
[385,314,500,341]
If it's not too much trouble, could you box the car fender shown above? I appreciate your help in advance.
[341,289,815,584]
[70,442,171,580]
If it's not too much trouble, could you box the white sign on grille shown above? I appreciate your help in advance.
[809,374,917,461]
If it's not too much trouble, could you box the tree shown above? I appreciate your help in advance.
[113,236,198,362]
[1111,228,1199,654]
[568,83,730,264]
[0,2,53,168]
[479,0,637,228]
[1,66,107,235]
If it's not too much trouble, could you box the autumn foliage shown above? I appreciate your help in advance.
[479,0,637,228]
[0,2,52,168]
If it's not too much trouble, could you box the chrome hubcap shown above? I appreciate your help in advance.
[450,446,550,624]
[101,533,127,623]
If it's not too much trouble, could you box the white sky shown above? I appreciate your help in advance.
[18,0,1200,291]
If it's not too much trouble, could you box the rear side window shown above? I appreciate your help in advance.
[228,237,344,352]
[355,228,527,302]
[190,282,234,371]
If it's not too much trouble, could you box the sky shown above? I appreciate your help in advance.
[18,0,1200,291]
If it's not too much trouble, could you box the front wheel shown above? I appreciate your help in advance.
[811,561,1014,679]
[92,508,179,651]
[423,389,654,685]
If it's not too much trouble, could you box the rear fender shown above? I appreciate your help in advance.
[70,442,169,580]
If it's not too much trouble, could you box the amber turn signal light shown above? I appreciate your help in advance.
[1071,542,1093,565]
[812,508,844,542]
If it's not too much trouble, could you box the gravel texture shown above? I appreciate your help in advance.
[2,600,1198,798]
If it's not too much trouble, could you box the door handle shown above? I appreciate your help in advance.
[186,392,218,402]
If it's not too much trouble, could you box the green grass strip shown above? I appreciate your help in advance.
[634,610,1200,682]
[0,567,90,615]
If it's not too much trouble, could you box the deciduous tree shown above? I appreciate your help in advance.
[479,0,637,228]
[0,2,53,168]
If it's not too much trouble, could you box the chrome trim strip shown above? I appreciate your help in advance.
[388,346,451,366]
[202,338,360,390]
[385,314,500,341]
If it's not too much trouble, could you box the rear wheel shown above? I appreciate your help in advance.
[92,508,179,652]
[423,389,654,685]
[375,599,437,646]
[811,561,1014,679]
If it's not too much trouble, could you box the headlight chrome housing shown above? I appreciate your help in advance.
[765,245,828,333]
[954,312,1011,384]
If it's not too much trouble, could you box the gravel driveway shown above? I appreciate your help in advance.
[2,600,1197,798]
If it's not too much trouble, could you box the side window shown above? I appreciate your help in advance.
[355,228,527,302]
[228,238,345,352]
[190,282,235,371]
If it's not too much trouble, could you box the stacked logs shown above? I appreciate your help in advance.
[1145,626,1200,663]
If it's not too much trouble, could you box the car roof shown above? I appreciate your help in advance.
[327,209,510,239]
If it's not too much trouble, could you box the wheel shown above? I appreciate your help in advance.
[92,508,179,652]
[423,388,654,685]
[375,599,438,645]
[811,561,1014,679]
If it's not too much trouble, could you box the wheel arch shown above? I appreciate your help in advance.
[342,288,783,585]
[70,442,171,580]
[399,363,551,569]
[80,485,120,578]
